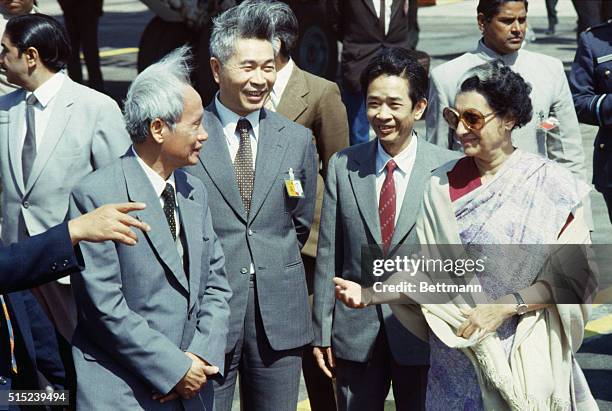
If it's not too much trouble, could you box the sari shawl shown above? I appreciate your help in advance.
[390,150,597,410]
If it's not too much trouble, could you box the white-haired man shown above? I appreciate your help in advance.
[68,46,232,410]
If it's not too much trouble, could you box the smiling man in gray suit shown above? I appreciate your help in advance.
[0,14,130,344]
[312,48,458,411]
[68,47,232,410]
[184,3,317,411]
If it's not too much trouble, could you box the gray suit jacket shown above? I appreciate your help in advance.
[312,138,459,365]
[0,76,130,283]
[69,150,232,410]
[185,104,317,352]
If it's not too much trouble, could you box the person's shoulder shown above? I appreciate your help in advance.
[72,154,126,196]
[431,51,477,79]
[418,138,462,168]
[520,48,562,67]
[300,68,338,92]
[67,78,118,107]
[0,88,24,108]
[267,109,309,134]
[585,19,612,35]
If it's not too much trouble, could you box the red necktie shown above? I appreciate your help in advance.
[379,160,397,255]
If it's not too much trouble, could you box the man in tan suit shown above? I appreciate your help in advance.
[255,1,349,409]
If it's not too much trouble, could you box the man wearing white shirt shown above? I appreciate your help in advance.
[68,46,232,410]
[0,14,130,351]
[312,48,457,411]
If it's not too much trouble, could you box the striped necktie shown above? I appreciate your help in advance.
[379,160,397,255]
[0,295,17,373]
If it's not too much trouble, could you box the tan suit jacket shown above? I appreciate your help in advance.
[276,64,349,258]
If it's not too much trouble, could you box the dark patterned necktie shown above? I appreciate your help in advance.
[22,93,37,186]
[161,183,177,241]
[234,118,254,215]
[379,160,397,254]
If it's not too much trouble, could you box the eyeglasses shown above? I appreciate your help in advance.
[443,107,497,132]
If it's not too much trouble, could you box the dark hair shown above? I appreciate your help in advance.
[4,14,70,72]
[360,47,428,106]
[459,60,532,129]
[477,0,528,20]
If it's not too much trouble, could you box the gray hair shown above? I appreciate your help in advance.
[256,0,298,59]
[209,1,276,64]
[123,46,193,143]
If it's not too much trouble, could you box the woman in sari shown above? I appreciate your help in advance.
[333,61,597,410]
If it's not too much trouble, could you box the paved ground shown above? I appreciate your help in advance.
[35,0,612,408]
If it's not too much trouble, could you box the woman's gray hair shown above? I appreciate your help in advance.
[123,46,193,143]
[209,1,276,64]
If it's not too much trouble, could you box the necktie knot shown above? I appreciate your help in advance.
[385,159,397,175]
[26,93,37,106]
[236,118,252,139]
[162,183,175,203]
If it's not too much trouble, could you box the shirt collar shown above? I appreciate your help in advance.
[29,71,65,108]
[272,58,294,98]
[476,39,519,65]
[131,146,177,201]
[214,93,261,138]
[376,131,418,176]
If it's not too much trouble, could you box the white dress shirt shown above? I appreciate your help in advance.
[20,71,65,151]
[269,58,294,109]
[214,94,260,274]
[372,0,392,35]
[215,93,260,169]
[132,147,183,258]
[375,132,418,225]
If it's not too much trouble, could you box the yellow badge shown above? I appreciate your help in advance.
[285,168,305,198]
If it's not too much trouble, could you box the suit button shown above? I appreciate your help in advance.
[51,263,58,272]
[606,70,611,77]
[62,259,69,268]
[22,200,30,209]
[0,376,6,385]
[248,229,254,236]
[601,143,606,149]
[240,268,248,274]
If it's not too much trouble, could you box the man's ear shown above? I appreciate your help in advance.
[210,57,221,85]
[477,13,486,33]
[413,98,428,121]
[502,115,516,132]
[149,118,165,144]
[24,47,38,69]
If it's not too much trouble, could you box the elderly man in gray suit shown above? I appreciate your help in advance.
[68,47,232,410]
[312,48,458,411]
[184,3,317,411]
[0,14,130,343]
[425,0,591,226]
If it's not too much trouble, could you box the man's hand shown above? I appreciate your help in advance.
[68,202,151,246]
[333,277,367,308]
[312,346,335,378]
[152,352,219,403]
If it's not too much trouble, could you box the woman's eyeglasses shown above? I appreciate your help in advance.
[443,107,497,132]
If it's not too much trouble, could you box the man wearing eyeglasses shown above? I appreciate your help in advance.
[312,48,457,411]
[425,0,589,224]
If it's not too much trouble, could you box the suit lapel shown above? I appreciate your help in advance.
[122,151,189,293]
[249,110,287,221]
[390,139,430,249]
[24,78,75,195]
[348,140,382,245]
[276,66,308,122]
[175,171,202,310]
[8,90,26,196]
[390,0,403,22]
[362,0,377,18]
[200,106,247,223]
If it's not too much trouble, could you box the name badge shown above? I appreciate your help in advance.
[285,168,304,198]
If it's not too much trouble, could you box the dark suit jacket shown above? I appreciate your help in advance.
[1,291,65,411]
[186,104,317,352]
[570,20,612,190]
[275,64,349,258]
[330,0,419,93]
[0,222,81,294]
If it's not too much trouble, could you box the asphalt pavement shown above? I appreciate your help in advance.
[36,0,612,408]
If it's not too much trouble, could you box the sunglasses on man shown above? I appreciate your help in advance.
[443,107,497,132]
